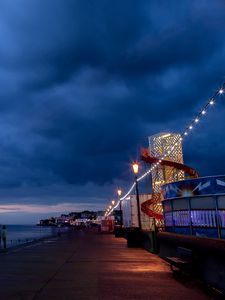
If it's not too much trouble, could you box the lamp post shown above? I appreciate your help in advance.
[132,162,142,230]
[111,200,115,219]
[117,189,122,226]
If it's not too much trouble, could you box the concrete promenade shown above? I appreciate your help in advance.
[0,229,211,300]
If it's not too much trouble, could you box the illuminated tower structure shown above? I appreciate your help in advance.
[149,132,185,195]
[141,132,198,224]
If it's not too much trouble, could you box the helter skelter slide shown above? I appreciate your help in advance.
[140,133,199,222]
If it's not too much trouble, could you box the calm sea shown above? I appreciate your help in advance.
[1,225,68,248]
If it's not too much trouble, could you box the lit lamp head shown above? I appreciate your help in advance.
[117,189,122,197]
[112,200,115,206]
[132,162,139,175]
[109,205,112,209]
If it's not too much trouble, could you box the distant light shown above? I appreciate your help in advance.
[209,100,214,105]
[111,200,115,205]
[219,88,224,94]
[184,132,188,135]
[195,118,199,123]
[201,110,206,115]
[189,125,193,130]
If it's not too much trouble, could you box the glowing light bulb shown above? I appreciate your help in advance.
[195,118,199,123]
[189,125,193,130]
[117,189,122,197]
[201,110,206,115]
[219,88,224,94]
[209,100,214,105]
[184,132,188,135]
[132,163,139,174]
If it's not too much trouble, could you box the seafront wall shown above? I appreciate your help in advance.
[158,232,225,294]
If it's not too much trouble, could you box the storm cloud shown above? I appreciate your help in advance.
[0,1,225,220]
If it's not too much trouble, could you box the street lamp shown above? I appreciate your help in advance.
[117,189,123,226]
[132,162,142,230]
[132,163,139,175]
[117,189,122,197]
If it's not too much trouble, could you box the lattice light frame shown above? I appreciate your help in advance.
[149,132,185,194]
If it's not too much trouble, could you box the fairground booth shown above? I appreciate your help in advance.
[162,175,225,239]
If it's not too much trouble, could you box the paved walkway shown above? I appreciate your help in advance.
[0,229,211,300]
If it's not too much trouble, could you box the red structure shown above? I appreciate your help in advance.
[140,148,199,222]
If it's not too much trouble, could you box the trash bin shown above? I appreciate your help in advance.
[126,228,143,247]
[114,226,124,237]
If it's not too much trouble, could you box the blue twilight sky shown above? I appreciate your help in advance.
[0,0,225,224]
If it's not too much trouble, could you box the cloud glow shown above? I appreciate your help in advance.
[0,202,102,214]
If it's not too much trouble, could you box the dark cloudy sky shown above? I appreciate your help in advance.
[0,0,225,223]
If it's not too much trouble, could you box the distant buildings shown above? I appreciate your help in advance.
[38,210,105,226]
[39,217,56,226]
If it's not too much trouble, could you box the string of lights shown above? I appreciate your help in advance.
[105,82,225,216]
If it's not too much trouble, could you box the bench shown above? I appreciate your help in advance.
[166,247,194,275]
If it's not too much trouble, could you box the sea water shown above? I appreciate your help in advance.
[0,225,68,248]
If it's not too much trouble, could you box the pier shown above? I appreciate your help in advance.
[0,229,210,300]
